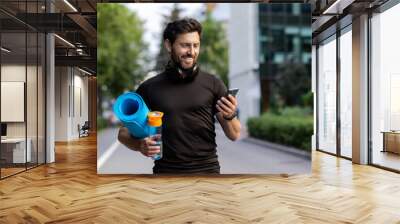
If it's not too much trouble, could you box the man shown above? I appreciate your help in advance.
[118,18,241,174]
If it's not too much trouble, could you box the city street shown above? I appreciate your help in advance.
[98,126,311,174]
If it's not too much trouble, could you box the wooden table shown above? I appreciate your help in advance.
[381,131,400,154]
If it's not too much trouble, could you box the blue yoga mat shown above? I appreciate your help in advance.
[113,92,156,139]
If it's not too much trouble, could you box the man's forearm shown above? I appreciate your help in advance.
[118,127,142,151]
[217,114,241,141]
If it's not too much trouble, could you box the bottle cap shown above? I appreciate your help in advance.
[147,111,163,127]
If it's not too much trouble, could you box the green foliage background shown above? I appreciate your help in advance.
[97,3,148,99]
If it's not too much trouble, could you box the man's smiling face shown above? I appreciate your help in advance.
[166,32,200,70]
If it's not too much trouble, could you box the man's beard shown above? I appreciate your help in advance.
[170,49,197,72]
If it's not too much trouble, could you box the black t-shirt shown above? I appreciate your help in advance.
[136,67,227,174]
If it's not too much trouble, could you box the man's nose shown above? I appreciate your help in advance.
[188,45,195,56]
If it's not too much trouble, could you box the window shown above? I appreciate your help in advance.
[317,35,337,154]
[339,27,352,158]
[371,3,400,171]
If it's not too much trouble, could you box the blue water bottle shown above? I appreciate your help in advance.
[147,111,164,160]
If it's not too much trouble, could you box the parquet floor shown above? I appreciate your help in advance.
[1,167,26,177]
[0,134,400,223]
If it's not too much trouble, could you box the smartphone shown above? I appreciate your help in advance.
[228,88,239,97]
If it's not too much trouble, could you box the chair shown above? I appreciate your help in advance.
[78,121,90,138]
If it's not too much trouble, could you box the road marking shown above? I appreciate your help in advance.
[97,140,120,171]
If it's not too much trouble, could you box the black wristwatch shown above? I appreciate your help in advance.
[223,111,237,120]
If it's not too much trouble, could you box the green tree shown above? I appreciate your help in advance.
[272,62,311,107]
[198,9,229,86]
[97,3,148,100]
[154,4,182,72]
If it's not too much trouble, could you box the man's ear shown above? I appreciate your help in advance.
[164,39,172,53]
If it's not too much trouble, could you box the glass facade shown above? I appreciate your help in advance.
[0,0,96,179]
[315,0,400,171]
[315,23,352,159]
[317,35,336,154]
[316,27,353,158]
[0,1,46,179]
[371,3,400,171]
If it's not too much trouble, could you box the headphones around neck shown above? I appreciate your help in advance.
[166,60,199,80]
[177,64,199,76]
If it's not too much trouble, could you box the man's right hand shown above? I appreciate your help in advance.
[117,126,161,158]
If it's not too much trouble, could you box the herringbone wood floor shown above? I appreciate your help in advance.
[1,134,400,224]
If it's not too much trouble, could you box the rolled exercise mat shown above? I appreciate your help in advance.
[113,92,156,139]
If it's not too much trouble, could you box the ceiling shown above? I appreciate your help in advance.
[0,0,97,75]
[308,0,389,42]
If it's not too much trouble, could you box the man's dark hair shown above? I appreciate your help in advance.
[163,18,202,44]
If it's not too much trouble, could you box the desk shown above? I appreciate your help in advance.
[381,131,400,154]
[1,138,31,163]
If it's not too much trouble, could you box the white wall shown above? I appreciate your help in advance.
[55,66,68,141]
[1,82,25,122]
[72,71,89,138]
[228,4,261,124]
[55,67,89,141]
[1,65,41,137]
[2,63,46,164]
[1,65,26,140]
[1,66,26,126]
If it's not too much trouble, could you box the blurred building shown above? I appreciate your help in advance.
[229,4,260,124]
[229,3,311,122]
[258,4,311,111]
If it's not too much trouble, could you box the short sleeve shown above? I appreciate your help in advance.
[212,76,228,115]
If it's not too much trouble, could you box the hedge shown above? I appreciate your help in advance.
[247,113,313,151]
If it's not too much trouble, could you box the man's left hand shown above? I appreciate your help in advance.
[216,95,237,120]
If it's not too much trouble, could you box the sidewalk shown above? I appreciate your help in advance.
[215,125,311,174]
[97,126,311,174]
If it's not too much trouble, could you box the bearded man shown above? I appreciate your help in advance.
[118,18,241,174]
